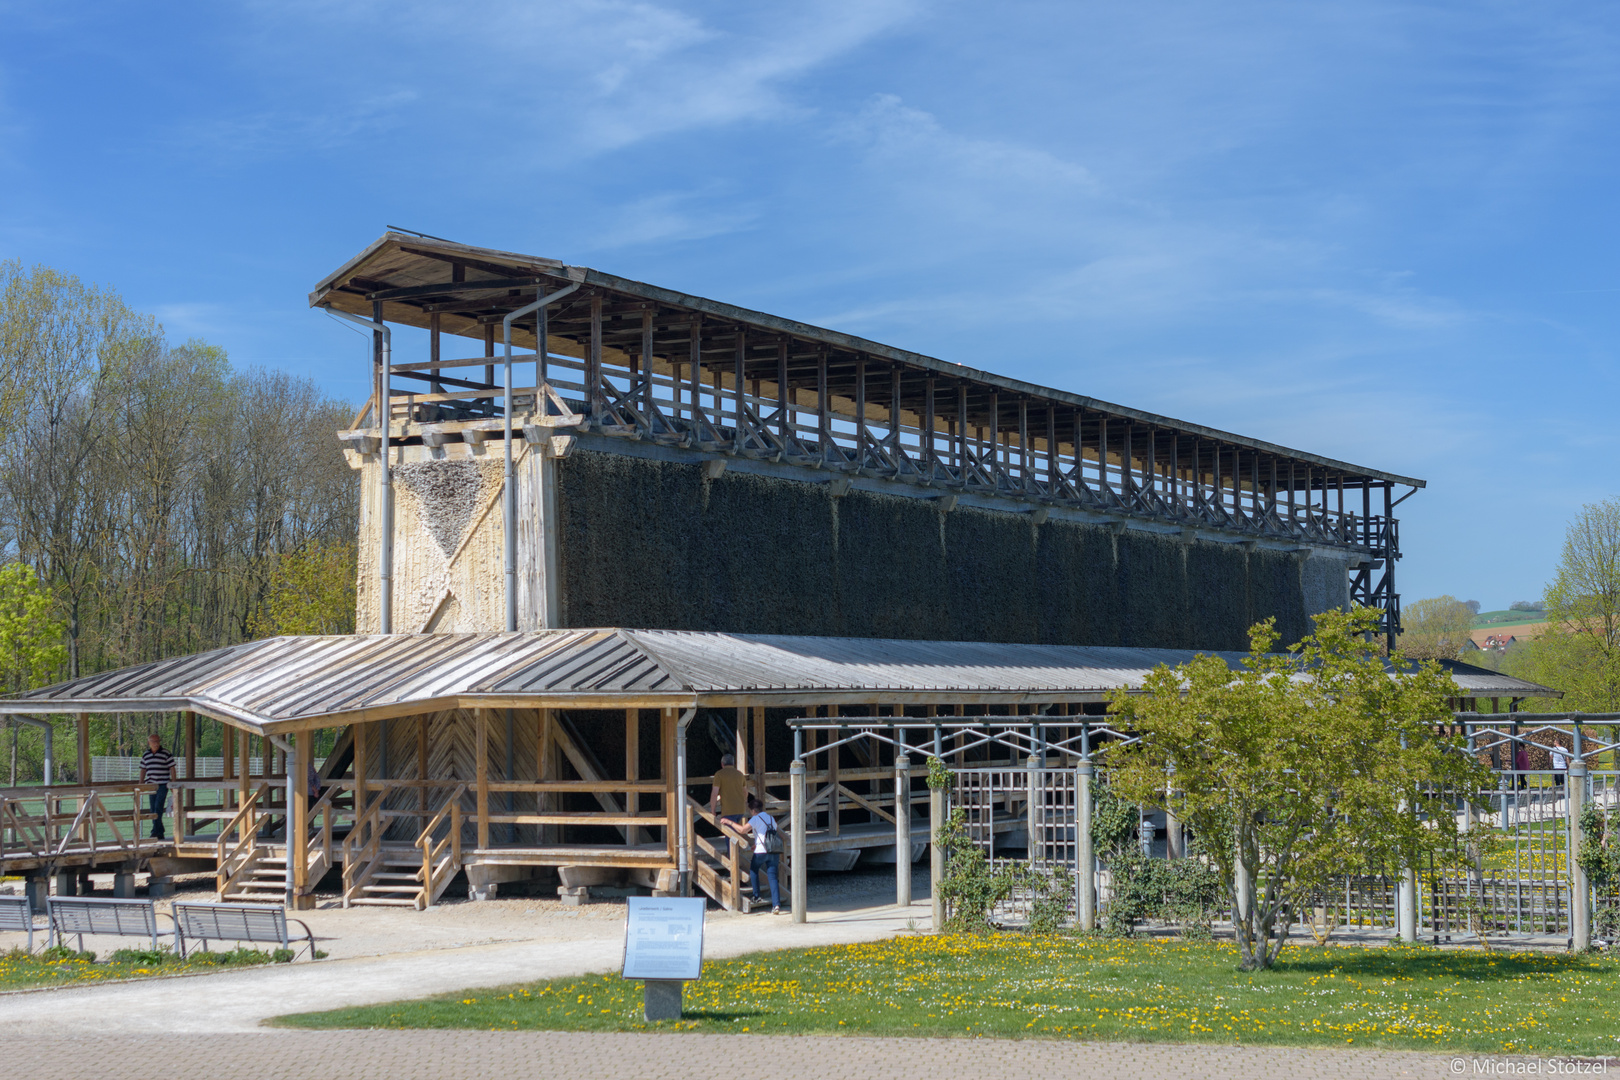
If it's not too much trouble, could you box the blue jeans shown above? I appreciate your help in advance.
[750,851,780,908]
[149,784,168,839]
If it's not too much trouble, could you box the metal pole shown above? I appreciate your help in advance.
[896,754,912,909]
[1571,718,1590,952]
[673,708,695,897]
[1076,758,1095,931]
[790,758,807,924]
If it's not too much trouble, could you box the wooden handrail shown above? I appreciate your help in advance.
[216,782,269,865]
[417,784,467,909]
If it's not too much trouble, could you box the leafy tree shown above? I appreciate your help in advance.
[249,541,358,638]
[1107,607,1491,971]
[1399,594,1475,660]
[0,562,68,784]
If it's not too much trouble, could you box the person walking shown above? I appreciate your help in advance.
[737,794,783,914]
[139,733,176,840]
[1551,744,1568,790]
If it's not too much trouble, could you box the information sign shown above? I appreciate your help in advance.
[621,896,706,982]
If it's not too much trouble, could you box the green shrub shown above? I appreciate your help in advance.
[109,948,173,966]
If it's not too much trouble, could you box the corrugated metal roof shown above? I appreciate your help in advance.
[0,629,1557,733]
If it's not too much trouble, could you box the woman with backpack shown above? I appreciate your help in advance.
[738,794,783,914]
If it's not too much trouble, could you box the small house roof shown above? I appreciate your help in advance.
[0,629,1558,735]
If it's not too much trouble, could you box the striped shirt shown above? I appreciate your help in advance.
[140,748,176,784]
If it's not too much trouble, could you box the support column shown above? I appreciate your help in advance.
[895,754,912,909]
[1076,760,1095,932]
[1398,865,1418,942]
[790,758,807,924]
[76,713,89,786]
[476,708,491,852]
[1026,753,1041,866]
[930,772,947,932]
[1570,758,1591,952]
[292,733,312,909]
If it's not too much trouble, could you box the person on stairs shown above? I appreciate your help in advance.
[140,733,176,841]
[736,794,783,915]
[708,753,749,829]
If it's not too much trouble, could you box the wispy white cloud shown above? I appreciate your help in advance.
[586,188,758,250]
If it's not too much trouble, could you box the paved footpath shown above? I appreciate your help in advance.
[8,1030,1501,1079]
[0,898,1572,1079]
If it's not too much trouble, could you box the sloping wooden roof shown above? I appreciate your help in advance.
[312,232,1424,490]
[0,629,1556,735]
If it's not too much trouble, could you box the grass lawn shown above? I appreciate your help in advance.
[276,934,1620,1056]
[0,945,296,990]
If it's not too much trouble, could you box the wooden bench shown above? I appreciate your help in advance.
[0,895,38,953]
[173,901,317,961]
[47,897,172,953]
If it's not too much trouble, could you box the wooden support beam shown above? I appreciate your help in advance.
[292,731,312,905]
[662,707,677,860]
[76,713,89,787]
[183,711,196,838]
[476,708,490,850]
[626,708,643,845]
[752,706,766,803]
[418,715,428,825]
[353,721,367,819]
[588,295,603,418]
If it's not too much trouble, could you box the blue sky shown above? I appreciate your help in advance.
[2,0,1617,611]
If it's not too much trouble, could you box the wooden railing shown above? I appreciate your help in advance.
[417,784,466,909]
[685,797,750,911]
[359,342,1384,551]
[341,790,387,907]
[215,782,269,897]
[0,785,154,864]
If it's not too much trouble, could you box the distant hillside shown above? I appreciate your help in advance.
[1473,609,1547,628]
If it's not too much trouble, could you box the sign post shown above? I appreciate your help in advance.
[622,896,706,1021]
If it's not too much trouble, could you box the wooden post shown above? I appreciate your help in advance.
[418,715,428,829]
[183,712,196,842]
[734,707,748,777]
[626,708,642,846]
[292,732,312,908]
[76,713,90,786]
[539,708,556,844]
[476,708,490,850]
[827,707,840,838]
[790,758,807,924]
[752,706,766,805]
[237,729,251,844]
[354,722,368,821]
[661,708,676,863]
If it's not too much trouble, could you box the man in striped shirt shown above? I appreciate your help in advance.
[140,734,176,840]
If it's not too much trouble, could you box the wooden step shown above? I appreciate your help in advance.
[348,897,420,907]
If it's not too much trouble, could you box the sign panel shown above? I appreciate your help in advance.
[621,896,706,982]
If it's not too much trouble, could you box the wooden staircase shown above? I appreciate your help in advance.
[342,783,464,910]
[215,779,346,904]
[686,798,766,912]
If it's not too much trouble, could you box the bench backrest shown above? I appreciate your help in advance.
[48,897,159,938]
[0,895,32,932]
[173,902,288,948]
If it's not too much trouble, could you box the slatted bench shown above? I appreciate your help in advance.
[0,895,38,953]
[48,897,172,953]
[174,901,317,961]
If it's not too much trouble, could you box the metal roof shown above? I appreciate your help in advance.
[311,232,1424,489]
[0,629,1555,734]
